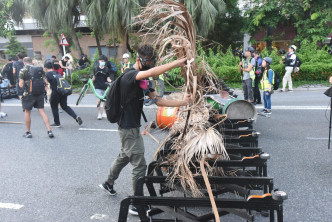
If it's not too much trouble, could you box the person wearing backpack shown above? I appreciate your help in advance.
[99,44,191,216]
[280,45,297,92]
[93,55,113,120]
[44,62,82,127]
[253,51,262,105]
[13,52,25,99]
[260,57,274,115]
[19,57,54,138]
[239,47,256,103]
[2,57,15,85]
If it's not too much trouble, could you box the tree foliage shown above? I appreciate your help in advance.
[245,0,332,45]
[0,0,14,38]
[206,0,245,50]
[5,36,26,57]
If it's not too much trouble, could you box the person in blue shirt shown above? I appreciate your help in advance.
[253,51,262,105]
[260,57,274,115]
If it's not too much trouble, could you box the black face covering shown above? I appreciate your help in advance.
[53,64,60,70]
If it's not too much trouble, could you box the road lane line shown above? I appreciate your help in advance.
[90,214,109,220]
[0,202,24,210]
[2,104,328,110]
[78,128,118,132]
[306,137,328,140]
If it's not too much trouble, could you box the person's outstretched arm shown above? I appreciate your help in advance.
[147,90,191,107]
[135,58,187,81]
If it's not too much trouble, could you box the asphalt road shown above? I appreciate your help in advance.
[1,88,332,222]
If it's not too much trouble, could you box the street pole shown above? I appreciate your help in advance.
[329,97,332,149]
[62,45,68,78]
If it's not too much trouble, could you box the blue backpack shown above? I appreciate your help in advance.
[108,61,118,74]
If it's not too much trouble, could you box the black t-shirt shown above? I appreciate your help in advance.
[78,58,89,66]
[94,66,111,90]
[60,60,67,71]
[13,60,24,79]
[45,71,59,93]
[119,68,155,129]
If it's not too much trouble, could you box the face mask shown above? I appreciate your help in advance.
[99,61,105,66]
[53,64,60,69]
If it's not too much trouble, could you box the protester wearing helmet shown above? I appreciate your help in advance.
[280,45,297,92]
[260,57,274,115]
[239,47,256,103]
[121,53,132,73]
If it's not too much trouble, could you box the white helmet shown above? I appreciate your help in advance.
[122,53,130,59]
[289,45,297,51]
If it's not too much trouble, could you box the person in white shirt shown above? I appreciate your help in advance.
[280,45,297,92]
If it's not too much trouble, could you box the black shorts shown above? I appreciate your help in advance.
[22,94,44,110]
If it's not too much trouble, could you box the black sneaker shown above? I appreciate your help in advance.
[50,123,61,127]
[264,110,271,115]
[23,131,32,138]
[76,116,83,125]
[48,131,54,138]
[129,206,139,216]
[99,182,116,196]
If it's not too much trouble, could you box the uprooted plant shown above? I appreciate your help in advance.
[134,0,229,199]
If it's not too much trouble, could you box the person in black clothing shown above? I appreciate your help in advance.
[92,55,113,119]
[2,58,15,85]
[99,45,191,216]
[44,62,82,127]
[13,52,25,99]
[77,54,90,69]
[253,51,262,105]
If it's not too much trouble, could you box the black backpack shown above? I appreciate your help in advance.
[27,66,45,96]
[2,63,13,77]
[54,72,72,96]
[105,70,138,123]
[295,55,302,67]
[272,70,281,90]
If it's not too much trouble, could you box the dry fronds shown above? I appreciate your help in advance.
[135,0,229,197]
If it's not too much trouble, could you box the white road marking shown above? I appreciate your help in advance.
[90,214,109,220]
[78,128,118,132]
[306,137,329,140]
[2,104,328,110]
[0,202,24,210]
[1,103,157,109]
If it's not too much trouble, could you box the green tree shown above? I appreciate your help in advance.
[245,0,332,48]
[0,0,14,38]
[180,0,226,37]
[23,0,84,56]
[81,0,110,56]
[207,0,245,50]
[5,36,26,57]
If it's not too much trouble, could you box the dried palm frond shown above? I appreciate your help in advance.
[135,0,229,197]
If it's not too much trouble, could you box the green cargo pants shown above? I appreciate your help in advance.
[107,127,147,195]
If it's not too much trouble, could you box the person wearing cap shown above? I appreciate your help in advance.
[239,47,256,102]
[260,57,274,115]
[280,45,297,92]
[121,53,132,73]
